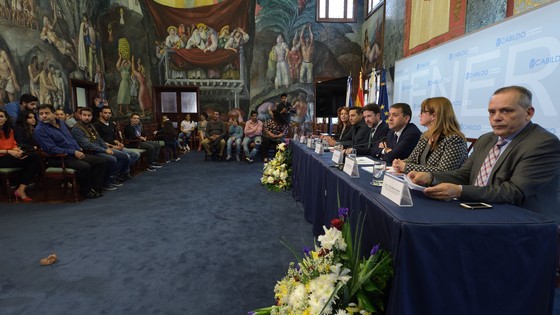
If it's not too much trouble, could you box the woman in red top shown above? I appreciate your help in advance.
[0,109,40,202]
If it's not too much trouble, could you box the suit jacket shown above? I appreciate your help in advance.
[341,119,370,148]
[434,122,560,221]
[356,121,389,156]
[377,123,421,163]
[403,134,467,173]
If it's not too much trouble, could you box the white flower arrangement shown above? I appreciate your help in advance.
[251,209,393,315]
[261,143,292,191]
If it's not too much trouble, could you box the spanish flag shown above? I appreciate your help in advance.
[355,71,364,107]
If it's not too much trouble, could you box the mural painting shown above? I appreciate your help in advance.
[250,0,362,134]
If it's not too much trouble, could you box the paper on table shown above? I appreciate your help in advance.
[356,157,376,165]
[404,175,426,192]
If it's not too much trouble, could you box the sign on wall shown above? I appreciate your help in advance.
[394,1,560,138]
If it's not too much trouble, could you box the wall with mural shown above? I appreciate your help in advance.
[0,0,538,127]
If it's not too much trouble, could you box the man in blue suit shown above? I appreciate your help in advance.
[409,86,560,221]
[373,102,421,164]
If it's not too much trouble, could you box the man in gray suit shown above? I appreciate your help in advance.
[409,86,560,221]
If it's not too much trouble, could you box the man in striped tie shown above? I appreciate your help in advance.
[409,86,560,221]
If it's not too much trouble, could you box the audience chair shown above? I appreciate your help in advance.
[37,150,79,203]
[0,167,22,203]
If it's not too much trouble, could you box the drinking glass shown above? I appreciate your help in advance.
[371,160,387,186]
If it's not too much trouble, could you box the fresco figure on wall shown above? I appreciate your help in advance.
[94,64,105,99]
[0,0,10,20]
[288,30,302,85]
[40,15,76,63]
[27,55,41,98]
[116,53,131,115]
[224,27,249,53]
[52,68,64,110]
[130,74,138,101]
[266,46,276,84]
[185,27,205,50]
[292,92,308,123]
[12,0,24,27]
[198,23,218,53]
[218,25,230,49]
[23,0,38,30]
[38,62,56,104]
[78,14,103,80]
[363,28,381,71]
[273,34,289,89]
[299,23,313,84]
[0,49,20,104]
[165,25,180,49]
[132,56,152,117]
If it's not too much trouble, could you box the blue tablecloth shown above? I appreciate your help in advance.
[290,140,558,315]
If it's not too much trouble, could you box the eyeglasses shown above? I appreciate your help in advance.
[420,110,432,114]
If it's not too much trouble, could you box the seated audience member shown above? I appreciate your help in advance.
[393,97,467,173]
[242,110,263,163]
[124,113,163,171]
[0,109,40,202]
[14,110,38,151]
[4,94,38,126]
[197,112,208,151]
[323,106,351,146]
[409,86,560,221]
[373,103,421,164]
[345,103,389,156]
[158,119,180,162]
[201,111,226,159]
[260,109,288,163]
[226,119,243,161]
[72,107,129,190]
[93,106,139,180]
[34,104,107,199]
[65,110,79,128]
[179,114,196,151]
[340,107,370,149]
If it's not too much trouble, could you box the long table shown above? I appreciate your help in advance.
[290,140,557,315]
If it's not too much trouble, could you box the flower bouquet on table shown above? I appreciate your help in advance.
[261,142,292,192]
[250,208,393,315]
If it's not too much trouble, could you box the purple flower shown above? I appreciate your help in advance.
[303,246,311,257]
[338,207,349,219]
[295,262,300,271]
[248,312,256,315]
[370,244,380,256]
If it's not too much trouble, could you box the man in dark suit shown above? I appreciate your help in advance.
[347,103,389,155]
[340,107,370,149]
[409,86,560,221]
[374,102,421,163]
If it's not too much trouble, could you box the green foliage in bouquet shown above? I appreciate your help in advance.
[261,142,292,192]
[250,208,393,315]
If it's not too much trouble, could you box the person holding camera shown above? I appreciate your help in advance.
[0,108,40,202]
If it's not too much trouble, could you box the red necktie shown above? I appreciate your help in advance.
[474,138,507,186]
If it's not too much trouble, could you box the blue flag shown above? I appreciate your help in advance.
[345,75,353,108]
[377,68,389,123]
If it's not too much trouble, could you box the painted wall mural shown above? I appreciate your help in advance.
[250,0,362,133]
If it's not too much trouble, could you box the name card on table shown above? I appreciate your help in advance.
[331,148,344,164]
[314,143,324,155]
[380,173,413,207]
[343,155,359,178]
[293,134,299,142]
[307,138,313,148]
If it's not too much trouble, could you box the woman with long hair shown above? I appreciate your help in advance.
[323,106,351,146]
[14,110,38,151]
[392,97,467,173]
[260,109,288,163]
[0,109,40,202]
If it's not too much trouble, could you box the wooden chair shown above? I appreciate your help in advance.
[0,167,22,203]
[37,150,79,203]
